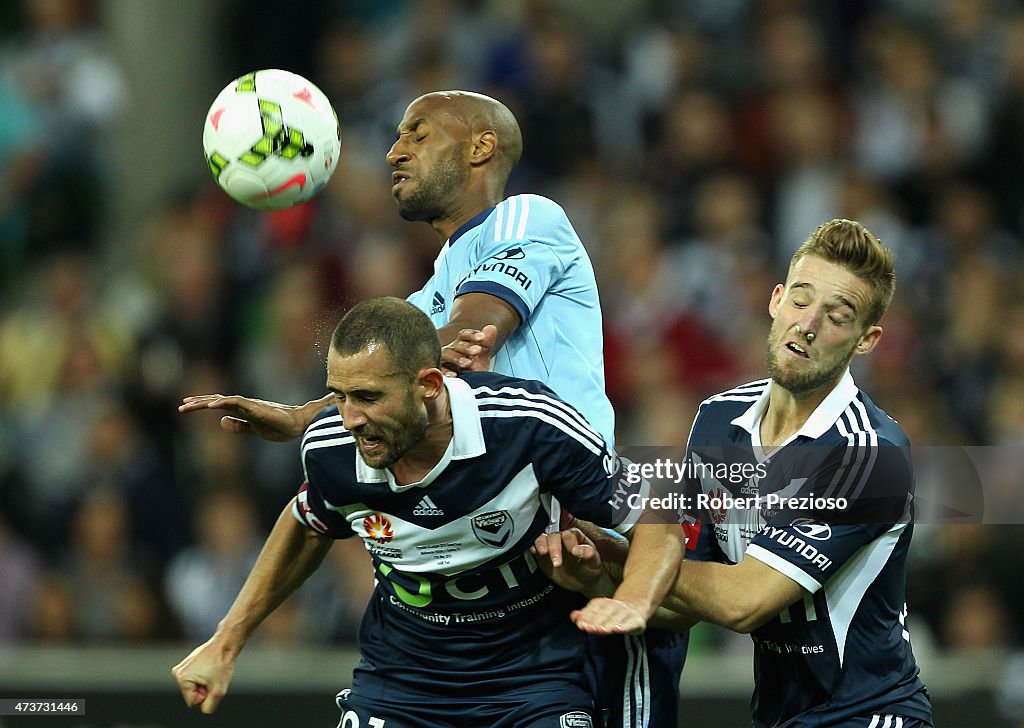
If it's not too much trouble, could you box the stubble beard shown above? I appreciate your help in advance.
[359,397,430,471]
[395,144,468,223]
[765,326,855,396]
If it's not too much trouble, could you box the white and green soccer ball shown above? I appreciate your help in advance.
[203,69,341,210]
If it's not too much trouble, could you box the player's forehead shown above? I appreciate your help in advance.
[397,93,464,133]
[326,345,402,391]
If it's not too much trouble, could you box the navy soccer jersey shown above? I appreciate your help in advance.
[406,194,613,445]
[292,372,640,699]
[682,372,932,727]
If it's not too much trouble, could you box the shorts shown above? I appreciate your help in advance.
[584,629,688,728]
[335,686,596,728]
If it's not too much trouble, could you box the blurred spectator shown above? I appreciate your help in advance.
[0,0,126,261]
[165,487,263,642]
[644,87,737,239]
[998,652,1024,728]
[296,539,376,644]
[238,260,334,513]
[0,518,41,643]
[57,486,163,642]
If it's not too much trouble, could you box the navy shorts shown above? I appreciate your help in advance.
[584,629,688,728]
[335,687,595,728]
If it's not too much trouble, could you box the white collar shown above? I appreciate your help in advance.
[354,376,487,491]
[731,369,859,441]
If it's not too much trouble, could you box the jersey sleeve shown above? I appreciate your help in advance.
[746,441,913,592]
[291,423,358,539]
[522,385,647,533]
[455,196,572,324]
[292,480,355,539]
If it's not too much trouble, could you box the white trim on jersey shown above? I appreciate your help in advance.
[848,397,880,501]
[827,403,880,501]
[473,385,604,450]
[868,714,905,728]
[301,412,345,447]
[747,543,822,593]
[824,522,905,667]
[301,435,355,480]
[494,195,532,242]
[478,409,603,455]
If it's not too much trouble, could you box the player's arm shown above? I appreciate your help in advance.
[570,520,683,635]
[658,556,806,633]
[178,393,334,441]
[537,521,691,634]
[178,294,520,435]
[438,292,520,373]
[171,498,332,714]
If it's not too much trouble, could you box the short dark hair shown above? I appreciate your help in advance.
[330,297,441,380]
[789,218,896,325]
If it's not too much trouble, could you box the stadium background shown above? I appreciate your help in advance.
[1,0,1022,725]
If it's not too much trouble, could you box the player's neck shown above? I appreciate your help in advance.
[431,188,503,243]
[390,389,454,485]
[760,382,831,449]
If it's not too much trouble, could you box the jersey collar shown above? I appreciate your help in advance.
[731,369,859,440]
[448,206,496,246]
[354,375,487,490]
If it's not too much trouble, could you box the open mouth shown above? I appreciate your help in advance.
[785,341,809,358]
[391,171,412,191]
[357,434,384,452]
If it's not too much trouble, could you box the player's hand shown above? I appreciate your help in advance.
[533,528,609,596]
[179,393,333,442]
[571,597,648,635]
[440,325,497,376]
[171,638,237,714]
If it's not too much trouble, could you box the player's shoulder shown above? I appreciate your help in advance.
[460,370,563,403]
[695,379,770,420]
[459,371,605,450]
[821,388,910,450]
[488,194,574,240]
[853,389,910,447]
[301,406,355,463]
[499,193,567,218]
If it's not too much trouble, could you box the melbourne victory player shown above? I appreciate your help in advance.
[172,298,683,726]
[541,220,933,727]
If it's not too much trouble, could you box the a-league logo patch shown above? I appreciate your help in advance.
[559,712,593,728]
[471,510,513,548]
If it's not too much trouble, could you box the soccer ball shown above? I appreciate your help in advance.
[202,69,341,210]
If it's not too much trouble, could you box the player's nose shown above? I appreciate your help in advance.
[340,402,367,428]
[386,141,409,168]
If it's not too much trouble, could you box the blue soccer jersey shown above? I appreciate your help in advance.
[406,194,613,445]
[682,372,932,727]
[292,372,639,700]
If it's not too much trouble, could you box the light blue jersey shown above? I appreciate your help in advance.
[407,194,614,445]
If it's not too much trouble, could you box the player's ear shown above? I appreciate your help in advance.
[417,367,446,401]
[854,325,882,356]
[768,284,785,318]
[471,130,497,166]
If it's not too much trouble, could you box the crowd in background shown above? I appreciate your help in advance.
[1,0,1023,713]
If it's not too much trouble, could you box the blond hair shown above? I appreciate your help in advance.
[789,219,896,325]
